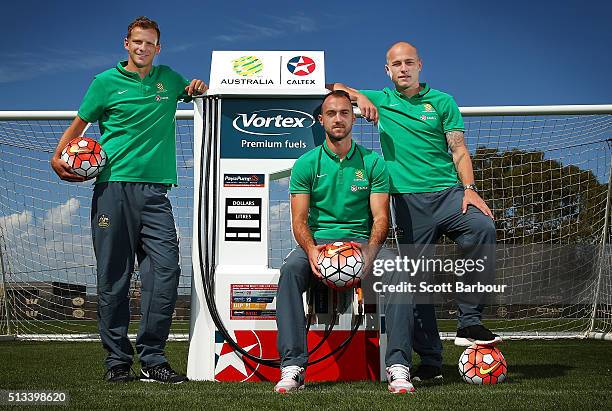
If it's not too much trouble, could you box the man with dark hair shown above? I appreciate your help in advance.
[51,16,207,383]
[329,41,500,384]
[275,90,415,394]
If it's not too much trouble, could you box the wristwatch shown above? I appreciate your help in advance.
[463,184,478,192]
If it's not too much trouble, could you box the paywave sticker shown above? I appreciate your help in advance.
[223,174,265,187]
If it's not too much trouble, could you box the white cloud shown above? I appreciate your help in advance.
[268,201,295,267]
[43,197,80,227]
[214,13,317,43]
[214,23,283,43]
[269,201,290,224]
[0,198,96,287]
[0,50,120,84]
[0,209,32,235]
[164,42,201,53]
[270,14,317,33]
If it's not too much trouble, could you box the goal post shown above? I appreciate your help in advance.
[588,155,612,340]
[0,105,610,342]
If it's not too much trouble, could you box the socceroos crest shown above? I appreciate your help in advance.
[98,214,110,228]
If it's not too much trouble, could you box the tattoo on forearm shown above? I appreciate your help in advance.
[454,151,466,163]
[446,130,465,152]
[446,130,476,185]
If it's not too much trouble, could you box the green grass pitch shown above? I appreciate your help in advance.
[2,340,612,409]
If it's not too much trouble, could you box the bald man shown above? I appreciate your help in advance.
[328,42,501,384]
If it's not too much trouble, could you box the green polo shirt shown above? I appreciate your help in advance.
[360,83,464,193]
[78,61,190,185]
[290,140,389,240]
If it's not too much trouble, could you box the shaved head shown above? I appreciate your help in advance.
[384,41,423,94]
[386,42,420,63]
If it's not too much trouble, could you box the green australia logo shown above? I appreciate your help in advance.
[354,169,366,181]
[232,56,263,77]
[423,103,434,112]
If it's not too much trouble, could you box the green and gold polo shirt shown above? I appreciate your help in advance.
[78,61,190,185]
[360,83,464,193]
[290,140,389,239]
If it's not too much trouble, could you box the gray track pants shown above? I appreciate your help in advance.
[91,182,180,369]
[276,240,414,369]
[392,185,496,368]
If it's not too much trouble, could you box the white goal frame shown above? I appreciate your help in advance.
[0,104,611,342]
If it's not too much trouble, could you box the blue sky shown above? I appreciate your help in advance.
[0,0,610,110]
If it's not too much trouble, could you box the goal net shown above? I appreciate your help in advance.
[0,112,194,340]
[0,106,611,341]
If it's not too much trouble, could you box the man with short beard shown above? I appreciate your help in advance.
[275,90,415,394]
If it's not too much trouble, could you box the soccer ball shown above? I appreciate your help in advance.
[458,344,507,384]
[317,241,364,290]
[61,137,107,180]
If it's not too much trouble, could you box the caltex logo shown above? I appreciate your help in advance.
[214,330,262,382]
[287,56,316,76]
[232,56,263,77]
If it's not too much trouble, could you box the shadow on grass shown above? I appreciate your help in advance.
[303,361,575,389]
[440,362,575,385]
[504,363,575,383]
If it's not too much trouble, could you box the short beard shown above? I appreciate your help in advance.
[326,128,351,142]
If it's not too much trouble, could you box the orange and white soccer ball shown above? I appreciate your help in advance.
[317,241,364,290]
[61,137,107,180]
[458,344,507,384]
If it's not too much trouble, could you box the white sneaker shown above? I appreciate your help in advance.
[386,364,415,394]
[274,365,305,393]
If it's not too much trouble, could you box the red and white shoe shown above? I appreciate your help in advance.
[274,365,305,393]
[386,364,415,394]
